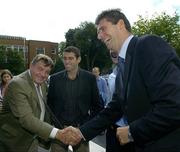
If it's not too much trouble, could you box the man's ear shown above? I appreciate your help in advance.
[117,19,125,29]
[78,57,81,63]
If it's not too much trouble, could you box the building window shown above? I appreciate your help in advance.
[51,49,56,54]
[36,48,45,54]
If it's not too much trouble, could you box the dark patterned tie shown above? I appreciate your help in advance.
[115,57,125,97]
[115,57,128,126]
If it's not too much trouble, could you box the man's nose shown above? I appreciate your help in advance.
[41,71,47,77]
[97,32,102,40]
[97,32,105,43]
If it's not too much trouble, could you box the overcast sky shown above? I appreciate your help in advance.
[0,0,179,43]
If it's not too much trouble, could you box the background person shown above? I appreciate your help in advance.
[0,69,13,102]
[0,69,13,112]
[47,46,102,152]
[92,67,109,107]
[106,51,118,105]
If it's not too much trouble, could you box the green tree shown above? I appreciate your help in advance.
[132,12,180,55]
[0,46,7,69]
[0,45,25,75]
[65,22,112,73]
[50,56,64,74]
[58,41,66,58]
[50,42,66,74]
[6,50,25,75]
[57,12,180,73]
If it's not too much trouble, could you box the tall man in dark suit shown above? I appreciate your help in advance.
[0,54,71,152]
[47,46,102,152]
[65,9,180,152]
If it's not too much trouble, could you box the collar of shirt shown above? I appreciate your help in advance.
[64,68,80,79]
[97,76,102,81]
[28,70,40,88]
[119,35,134,60]
[28,69,31,77]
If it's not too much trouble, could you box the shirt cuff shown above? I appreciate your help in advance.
[128,127,134,142]
[49,127,59,139]
[79,130,86,141]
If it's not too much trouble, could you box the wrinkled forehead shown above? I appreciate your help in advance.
[96,19,107,28]
[96,19,113,33]
[31,60,52,69]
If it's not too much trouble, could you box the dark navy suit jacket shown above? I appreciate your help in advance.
[80,35,180,152]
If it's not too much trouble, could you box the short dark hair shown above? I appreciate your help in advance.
[31,54,54,68]
[63,46,81,58]
[95,8,131,32]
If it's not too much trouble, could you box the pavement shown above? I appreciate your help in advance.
[38,134,106,152]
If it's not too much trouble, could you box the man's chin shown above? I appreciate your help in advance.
[65,67,71,71]
[106,45,112,50]
[35,80,44,85]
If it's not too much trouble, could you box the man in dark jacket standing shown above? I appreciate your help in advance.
[63,9,180,152]
[47,46,102,152]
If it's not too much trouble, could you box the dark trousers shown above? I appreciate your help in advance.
[106,125,135,152]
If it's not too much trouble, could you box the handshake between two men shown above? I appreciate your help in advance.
[55,126,83,146]
[55,125,132,146]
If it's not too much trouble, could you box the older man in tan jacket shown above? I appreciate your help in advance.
[0,54,76,152]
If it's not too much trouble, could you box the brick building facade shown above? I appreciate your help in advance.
[0,35,58,69]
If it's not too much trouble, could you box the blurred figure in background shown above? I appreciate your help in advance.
[92,67,109,107]
[106,51,119,105]
[0,69,13,112]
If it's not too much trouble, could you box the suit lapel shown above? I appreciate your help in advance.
[41,83,47,101]
[124,52,131,94]
[124,37,138,99]
[22,70,41,110]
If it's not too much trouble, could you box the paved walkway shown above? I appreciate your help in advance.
[89,141,105,152]
[39,141,105,152]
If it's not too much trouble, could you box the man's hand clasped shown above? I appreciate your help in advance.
[56,126,83,146]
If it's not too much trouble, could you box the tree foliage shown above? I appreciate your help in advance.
[54,12,180,73]
[0,45,25,75]
[132,12,180,55]
[50,41,66,74]
[50,56,64,74]
[64,22,112,73]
